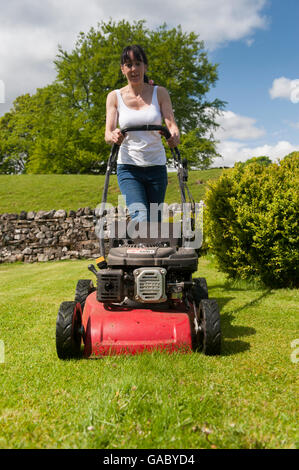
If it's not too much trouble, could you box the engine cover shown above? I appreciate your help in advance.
[97,269,124,303]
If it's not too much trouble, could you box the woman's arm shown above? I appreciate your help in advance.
[158,86,180,148]
[105,91,125,145]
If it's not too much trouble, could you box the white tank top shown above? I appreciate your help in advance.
[115,86,166,166]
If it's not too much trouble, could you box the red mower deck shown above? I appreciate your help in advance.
[82,292,194,356]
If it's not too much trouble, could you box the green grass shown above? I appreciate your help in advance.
[0,255,298,449]
[0,169,222,213]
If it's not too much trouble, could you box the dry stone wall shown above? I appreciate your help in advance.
[0,204,183,264]
[0,208,103,263]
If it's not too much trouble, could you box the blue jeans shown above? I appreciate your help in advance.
[117,164,168,222]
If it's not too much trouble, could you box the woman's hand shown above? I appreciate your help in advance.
[109,128,125,145]
[166,131,180,148]
[159,129,180,147]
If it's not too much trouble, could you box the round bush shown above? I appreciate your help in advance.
[205,152,299,287]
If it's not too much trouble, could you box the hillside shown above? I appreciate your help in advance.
[0,169,223,213]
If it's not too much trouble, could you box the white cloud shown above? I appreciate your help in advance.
[213,140,299,167]
[0,80,5,104]
[214,110,265,141]
[0,0,268,115]
[212,110,298,167]
[133,0,268,50]
[269,77,299,103]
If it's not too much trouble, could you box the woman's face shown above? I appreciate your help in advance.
[121,51,147,85]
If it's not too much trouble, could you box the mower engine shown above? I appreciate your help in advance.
[96,235,198,306]
[97,266,168,304]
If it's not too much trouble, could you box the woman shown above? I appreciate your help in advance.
[105,44,180,222]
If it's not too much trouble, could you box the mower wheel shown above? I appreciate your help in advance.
[56,301,83,359]
[74,279,95,311]
[192,277,209,304]
[198,299,221,355]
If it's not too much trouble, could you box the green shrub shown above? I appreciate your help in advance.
[205,152,299,287]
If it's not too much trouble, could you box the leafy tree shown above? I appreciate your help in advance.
[26,84,105,173]
[235,155,272,168]
[0,19,225,174]
[0,94,36,173]
[282,151,299,162]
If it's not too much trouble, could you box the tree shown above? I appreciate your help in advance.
[235,155,272,168]
[26,84,105,174]
[0,19,225,174]
[0,94,36,173]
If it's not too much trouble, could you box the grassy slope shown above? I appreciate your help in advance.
[0,169,222,213]
[0,256,298,449]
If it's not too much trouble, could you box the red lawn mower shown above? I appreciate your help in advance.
[56,125,221,358]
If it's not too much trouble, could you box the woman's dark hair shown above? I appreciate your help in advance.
[121,45,149,83]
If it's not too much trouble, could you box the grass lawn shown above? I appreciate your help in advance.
[0,169,223,213]
[0,255,298,449]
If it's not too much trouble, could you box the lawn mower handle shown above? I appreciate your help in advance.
[121,125,171,140]
[99,124,193,258]
[107,124,186,198]
[119,125,192,208]
[110,125,172,154]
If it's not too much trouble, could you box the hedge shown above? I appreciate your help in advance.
[205,152,299,287]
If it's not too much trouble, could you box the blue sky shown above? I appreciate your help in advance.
[0,0,298,166]
[207,0,299,165]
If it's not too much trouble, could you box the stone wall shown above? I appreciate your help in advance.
[0,203,187,264]
[0,208,102,263]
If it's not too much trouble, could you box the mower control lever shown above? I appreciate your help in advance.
[88,264,98,276]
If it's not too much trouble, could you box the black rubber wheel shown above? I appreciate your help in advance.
[192,277,209,304]
[198,299,221,355]
[56,301,82,359]
[74,279,95,311]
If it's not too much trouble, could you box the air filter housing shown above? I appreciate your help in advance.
[134,267,167,303]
